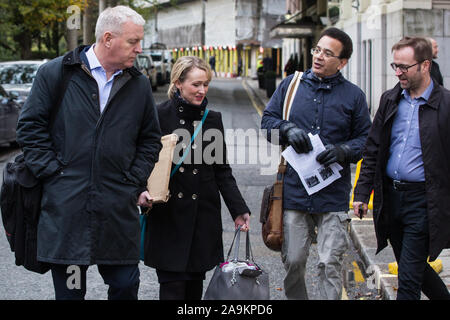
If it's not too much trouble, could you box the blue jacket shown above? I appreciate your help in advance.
[261,69,371,213]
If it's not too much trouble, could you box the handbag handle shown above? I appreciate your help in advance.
[226,226,255,263]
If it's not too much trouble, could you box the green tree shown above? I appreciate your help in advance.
[0,0,88,59]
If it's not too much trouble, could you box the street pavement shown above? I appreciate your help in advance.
[0,79,293,300]
[1,76,449,301]
[243,76,450,300]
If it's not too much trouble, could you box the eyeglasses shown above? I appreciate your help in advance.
[390,61,423,73]
[310,47,340,59]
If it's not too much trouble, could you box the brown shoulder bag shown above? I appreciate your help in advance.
[260,71,302,251]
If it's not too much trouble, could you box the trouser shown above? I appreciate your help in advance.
[385,183,450,300]
[281,210,350,300]
[159,280,203,300]
[50,264,140,300]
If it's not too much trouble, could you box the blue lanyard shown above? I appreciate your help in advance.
[140,108,209,261]
[170,108,209,177]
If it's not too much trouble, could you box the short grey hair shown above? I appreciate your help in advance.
[95,5,145,43]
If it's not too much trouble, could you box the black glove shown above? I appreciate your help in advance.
[279,122,313,154]
[316,144,351,167]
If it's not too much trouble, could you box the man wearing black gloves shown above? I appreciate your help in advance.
[262,27,371,300]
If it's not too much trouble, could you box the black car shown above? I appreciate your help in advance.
[0,84,20,146]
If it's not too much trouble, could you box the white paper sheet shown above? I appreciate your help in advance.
[281,134,343,195]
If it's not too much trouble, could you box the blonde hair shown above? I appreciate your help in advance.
[167,56,212,99]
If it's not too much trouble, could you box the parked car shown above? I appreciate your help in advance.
[0,84,20,146]
[163,50,173,82]
[146,51,168,86]
[0,60,46,107]
[134,53,158,91]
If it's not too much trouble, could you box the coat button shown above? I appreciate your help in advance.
[179,107,184,112]
[192,194,197,200]
[180,119,185,125]
[92,93,97,99]
[193,169,198,175]
[192,144,197,149]
[177,192,184,198]
[179,166,184,173]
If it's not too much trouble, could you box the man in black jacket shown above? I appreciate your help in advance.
[428,38,443,86]
[16,6,161,300]
[353,37,450,300]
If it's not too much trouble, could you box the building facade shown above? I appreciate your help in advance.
[143,0,285,77]
[336,0,450,115]
[270,0,449,115]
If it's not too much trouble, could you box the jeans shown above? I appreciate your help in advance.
[50,264,140,300]
[385,183,450,300]
[281,210,350,300]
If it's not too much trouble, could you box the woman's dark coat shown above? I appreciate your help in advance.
[16,46,162,265]
[144,99,250,273]
[354,80,450,261]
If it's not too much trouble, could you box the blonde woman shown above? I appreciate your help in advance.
[143,56,250,300]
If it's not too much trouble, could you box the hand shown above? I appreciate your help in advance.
[137,191,153,208]
[280,122,313,154]
[316,144,350,167]
[234,213,250,232]
[353,202,368,219]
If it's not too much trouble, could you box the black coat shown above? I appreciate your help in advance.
[430,60,443,86]
[354,79,450,260]
[16,46,162,265]
[144,98,250,273]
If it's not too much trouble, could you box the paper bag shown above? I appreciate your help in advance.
[147,133,178,203]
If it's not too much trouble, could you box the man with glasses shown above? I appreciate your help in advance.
[353,36,450,300]
[261,27,371,300]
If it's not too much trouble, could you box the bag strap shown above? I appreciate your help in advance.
[282,71,302,121]
[49,55,75,129]
[170,108,209,177]
[279,71,303,168]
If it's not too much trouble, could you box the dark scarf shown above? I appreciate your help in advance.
[173,90,208,121]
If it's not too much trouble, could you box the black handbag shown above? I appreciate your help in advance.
[203,227,270,300]
[1,153,48,274]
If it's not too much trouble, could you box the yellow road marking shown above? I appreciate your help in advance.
[352,261,365,283]
[351,217,373,221]
[242,80,263,116]
[342,286,349,300]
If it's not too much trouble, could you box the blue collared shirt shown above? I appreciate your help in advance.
[85,45,123,113]
[386,81,434,182]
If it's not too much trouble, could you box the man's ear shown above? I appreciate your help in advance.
[337,58,348,71]
[422,60,431,73]
[103,31,114,48]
